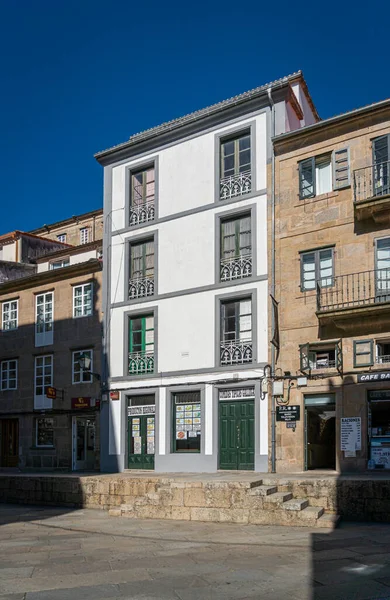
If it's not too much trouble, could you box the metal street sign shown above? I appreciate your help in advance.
[276,405,301,422]
[286,422,296,429]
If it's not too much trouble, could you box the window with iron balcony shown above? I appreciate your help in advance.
[130,165,155,226]
[128,314,154,375]
[220,132,251,200]
[129,240,154,299]
[220,298,252,365]
[220,214,252,282]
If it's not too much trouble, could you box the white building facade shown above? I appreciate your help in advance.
[96,72,318,473]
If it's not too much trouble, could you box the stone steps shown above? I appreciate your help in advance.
[108,477,339,528]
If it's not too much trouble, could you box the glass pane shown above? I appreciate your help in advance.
[222,140,234,157]
[300,161,314,198]
[239,135,250,151]
[240,300,251,315]
[316,157,332,195]
[145,316,154,330]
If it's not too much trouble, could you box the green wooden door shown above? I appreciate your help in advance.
[128,415,155,469]
[219,400,254,470]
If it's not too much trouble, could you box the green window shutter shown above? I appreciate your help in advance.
[299,158,315,199]
[353,339,374,368]
[336,339,343,374]
[333,148,350,189]
[300,343,310,372]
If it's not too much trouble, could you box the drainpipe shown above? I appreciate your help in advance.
[267,87,276,473]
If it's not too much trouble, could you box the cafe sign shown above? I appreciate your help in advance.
[358,372,390,383]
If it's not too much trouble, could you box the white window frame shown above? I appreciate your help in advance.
[35,417,54,448]
[73,283,93,318]
[72,349,93,384]
[2,300,18,331]
[49,258,70,270]
[80,227,89,245]
[34,355,53,409]
[1,359,18,390]
[35,292,54,347]
[57,234,67,243]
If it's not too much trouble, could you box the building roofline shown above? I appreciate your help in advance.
[29,208,103,235]
[273,97,390,145]
[0,259,102,295]
[0,230,71,247]
[95,71,318,163]
[34,240,102,262]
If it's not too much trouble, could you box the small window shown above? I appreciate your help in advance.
[173,391,201,453]
[300,341,342,373]
[34,355,53,409]
[35,293,53,347]
[72,349,93,384]
[129,240,154,299]
[2,300,18,330]
[220,132,251,200]
[1,359,17,390]
[73,283,93,318]
[57,234,67,243]
[50,258,70,270]
[128,315,155,375]
[80,227,89,245]
[35,418,54,447]
[354,340,374,367]
[299,149,350,199]
[300,248,333,291]
[220,214,252,282]
[220,298,252,365]
[376,341,390,365]
[130,165,155,226]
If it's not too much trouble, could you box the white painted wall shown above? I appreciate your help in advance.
[37,250,99,273]
[291,82,317,127]
[2,242,16,262]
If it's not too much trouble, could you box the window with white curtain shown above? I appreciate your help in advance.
[301,248,334,291]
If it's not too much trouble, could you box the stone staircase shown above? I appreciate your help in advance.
[108,478,340,528]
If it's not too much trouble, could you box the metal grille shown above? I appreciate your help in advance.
[317,268,390,311]
[354,160,390,203]
[220,170,252,200]
[220,340,253,365]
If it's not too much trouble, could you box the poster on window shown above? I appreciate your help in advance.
[176,430,187,440]
[133,436,142,454]
[147,437,155,454]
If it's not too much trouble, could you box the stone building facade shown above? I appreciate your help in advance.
[272,98,390,473]
[0,234,103,471]
[30,209,103,247]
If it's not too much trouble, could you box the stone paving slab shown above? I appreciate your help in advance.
[1,504,390,599]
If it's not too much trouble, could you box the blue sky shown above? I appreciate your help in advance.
[1,0,389,233]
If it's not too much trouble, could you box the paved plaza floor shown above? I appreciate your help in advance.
[1,505,390,599]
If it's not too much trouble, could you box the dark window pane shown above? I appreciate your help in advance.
[239,135,250,151]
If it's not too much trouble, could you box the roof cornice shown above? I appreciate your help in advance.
[95,72,310,166]
[0,259,102,295]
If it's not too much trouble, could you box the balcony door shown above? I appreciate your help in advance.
[373,136,389,197]
[376,238,390,300]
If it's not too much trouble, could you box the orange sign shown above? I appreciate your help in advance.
[46,386,57,399]
[72,397,91,409]
[110,391,120,400]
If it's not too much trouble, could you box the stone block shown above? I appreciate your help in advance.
[204,487,232,509]
[136,505,171,520]
[170,506,191,521]
[183,487,206,507]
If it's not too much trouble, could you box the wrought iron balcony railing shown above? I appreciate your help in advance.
[129,276,154,299]
[310,359,336,370]
[220,339,253,365]
[220,254,252,282]
[317,267,390,312]
[354,160,390,203]
[128,350,154,375]
[219,170,252,201]
[129,199,155,226]
[376,355,390,365]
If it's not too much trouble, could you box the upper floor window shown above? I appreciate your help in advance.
[220,214,252,282]
[73,283,93,318]
[57,234,67,243]
[80,227,89,245]
[50,258,70,270]
[220,298,252,365]
[72,349,93,384]
[2,300,18,330]
[300,248,334,291]
[220,132,251,200]
[129,240,154,299]
[128,314,154,375]
[35,292,53,347]
[299,149,350,199]
[34,355,53,409]
[130,165,155,226]
[300,341,342,373]
[1,359,17,390]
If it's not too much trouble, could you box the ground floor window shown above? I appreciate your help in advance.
[173,391,201,453]
[35,417,54,447]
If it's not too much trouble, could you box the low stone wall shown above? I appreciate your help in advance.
[0,474,389,523]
